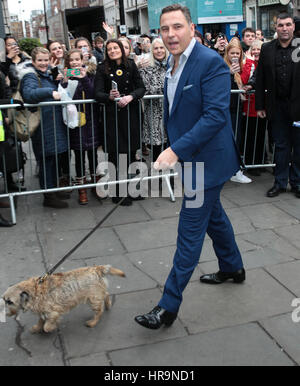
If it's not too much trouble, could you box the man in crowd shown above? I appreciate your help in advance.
[255,13,300,198]
[241,27,256,53]
[255,29,265,41]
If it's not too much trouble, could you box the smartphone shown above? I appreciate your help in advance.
[232,57,239,64]
[81,47,89,53]
[66,68,81,77]
[129,52,136,60]
[112,81,118,90]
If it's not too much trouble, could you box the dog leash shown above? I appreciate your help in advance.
[38,175,146,284]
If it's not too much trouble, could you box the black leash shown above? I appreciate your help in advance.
[38,179,141,284]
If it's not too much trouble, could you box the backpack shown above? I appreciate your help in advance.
[7,75,41,142]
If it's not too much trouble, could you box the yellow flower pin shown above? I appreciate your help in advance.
[116,69,123,76]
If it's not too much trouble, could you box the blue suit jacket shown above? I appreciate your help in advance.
[164,42,240,190]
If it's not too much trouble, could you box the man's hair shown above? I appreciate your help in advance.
[276,12,294,23]
[140,34,152,42]
[94,36,104,44]
[256,29,263,35]
[242,27,255,37]
[160,4,192,25]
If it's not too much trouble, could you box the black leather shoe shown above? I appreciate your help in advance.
[135,306,177,329]
[0,215,14,227]
[266,185,286,198]
[200,269,246,284]
[291,186,300,198]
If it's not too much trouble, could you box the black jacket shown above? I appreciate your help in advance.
[0,53,30,97]
[94,59,145,153]
[255,38,300,121]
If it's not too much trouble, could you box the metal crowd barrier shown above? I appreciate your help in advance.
[0,91,274,224]
[0,96,177,224]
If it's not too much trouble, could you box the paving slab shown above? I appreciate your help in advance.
[114,217,178,253]
[61,289,187,359]
[91,201,152,227]
[260,313,300,365]
[69,352,111,366]
[38,228,125,269]
[265,261,300,297]
[0,313,64,366]
[109,322,294,366]
[239,203,299,230]
[273,224,300,250]
[178,268,294,334]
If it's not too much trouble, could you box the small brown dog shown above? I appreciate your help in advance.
[2,265,125,333]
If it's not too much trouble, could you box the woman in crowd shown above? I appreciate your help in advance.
[241,39,266,176]
[47,40,70,190]
[119,37,134,59]
[0,68,24,227]
[74,38,97,69]
[224,39,252,184]
[1,36,30,96]
[47,40,65,76]
[94,39,146,206]
[1,36,29,192]
[194,30,203,44]
[63,49,101,205]
[139,38,168,163]
[19,47,69,209]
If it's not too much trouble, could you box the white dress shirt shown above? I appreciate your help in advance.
[166,38,196,115]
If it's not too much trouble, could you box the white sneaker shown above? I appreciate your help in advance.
[230,170,252,184]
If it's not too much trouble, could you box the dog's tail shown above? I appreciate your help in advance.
[96,265,126,278]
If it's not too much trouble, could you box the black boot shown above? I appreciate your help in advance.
[43,193,69,209]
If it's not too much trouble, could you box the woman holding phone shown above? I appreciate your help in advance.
[1,36,30,95]
[224,39,252,184]
[94,39,146,206]
[63,49,101,205]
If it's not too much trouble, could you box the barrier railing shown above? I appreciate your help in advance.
[0,91,274,224]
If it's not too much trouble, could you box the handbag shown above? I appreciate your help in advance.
[78,91,86,127]
[8,76,41,142]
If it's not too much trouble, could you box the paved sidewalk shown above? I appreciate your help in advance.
[0,170,300,366]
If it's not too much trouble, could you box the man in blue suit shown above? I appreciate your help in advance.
[135,4,245,329]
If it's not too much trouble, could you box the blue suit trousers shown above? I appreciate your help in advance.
[159,183,243,313]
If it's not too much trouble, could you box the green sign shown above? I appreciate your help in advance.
[148,0,198,30]
[148,0,243,29]
[197,0,243,24]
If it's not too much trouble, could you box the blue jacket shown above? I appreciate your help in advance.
[164,42,240,190]
[20,63,68,157]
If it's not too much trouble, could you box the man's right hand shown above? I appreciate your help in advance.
[257,110,266,119]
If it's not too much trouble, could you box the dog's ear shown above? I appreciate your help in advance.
[20,291,29,310]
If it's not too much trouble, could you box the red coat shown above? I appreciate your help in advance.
[241,58,258,117]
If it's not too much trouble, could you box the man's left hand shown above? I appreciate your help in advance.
[154,147,179,170]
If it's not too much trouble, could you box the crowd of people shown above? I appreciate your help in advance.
[0,14,299,227]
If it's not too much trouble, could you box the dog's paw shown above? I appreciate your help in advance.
[85,319,98,328]
[30,325,43,334]
[43,324,57,333]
